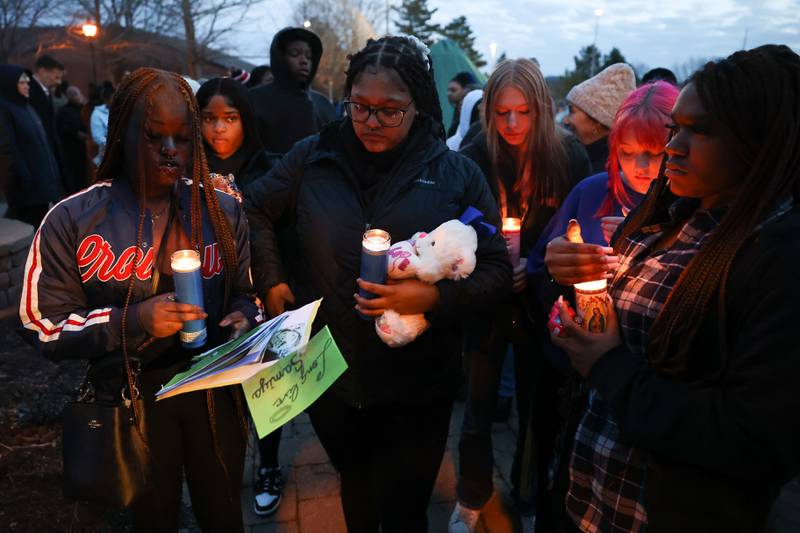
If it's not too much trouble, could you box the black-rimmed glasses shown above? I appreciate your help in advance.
[343,99,414,128]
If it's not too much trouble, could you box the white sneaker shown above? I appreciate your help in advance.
[448,502,481,533]
[254,466,283,516]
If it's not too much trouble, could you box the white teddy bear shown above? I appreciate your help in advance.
[375,219,478,347]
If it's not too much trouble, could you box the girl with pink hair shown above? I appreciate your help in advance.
[529,81,679,274]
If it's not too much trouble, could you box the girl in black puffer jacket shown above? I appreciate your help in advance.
[245,35,512,533]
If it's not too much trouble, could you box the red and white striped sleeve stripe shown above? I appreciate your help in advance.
[20,182,114,343]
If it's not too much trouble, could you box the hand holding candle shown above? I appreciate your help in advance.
[171,250,207,348]
[549,294,621,377]
[544,219,619,286]
[565,220,611,332]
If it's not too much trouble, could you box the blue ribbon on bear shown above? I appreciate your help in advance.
[459,206,497,238]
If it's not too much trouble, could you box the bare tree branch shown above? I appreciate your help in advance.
[0,0,54,62]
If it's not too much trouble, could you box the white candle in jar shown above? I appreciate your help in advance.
[362,230,391,253]
[171,250,201,272]
[574,278,609,332]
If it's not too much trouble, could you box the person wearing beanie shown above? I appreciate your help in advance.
[565,63,636,173]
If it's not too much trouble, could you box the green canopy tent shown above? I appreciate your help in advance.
[429,39,487,132]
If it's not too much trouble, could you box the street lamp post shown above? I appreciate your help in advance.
[591,9,604,76]
[82,22,99,85]
[593,9,604,46]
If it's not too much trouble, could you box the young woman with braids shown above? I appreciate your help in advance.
[20,68,262,531]
[245,36,511,532]
[544,45,800,532]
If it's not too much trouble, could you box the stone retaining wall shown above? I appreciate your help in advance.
[0,218,34,317]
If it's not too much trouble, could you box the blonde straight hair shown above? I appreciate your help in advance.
[482,59,570,215]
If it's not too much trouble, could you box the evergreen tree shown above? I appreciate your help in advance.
[554,45,628,99]
[440,15,486,68]
[601,47,627,70]
[392,0,440,46]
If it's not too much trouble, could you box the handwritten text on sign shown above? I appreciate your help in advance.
[242,326,347,438]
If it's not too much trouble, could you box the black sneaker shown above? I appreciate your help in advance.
[254,466,283,516]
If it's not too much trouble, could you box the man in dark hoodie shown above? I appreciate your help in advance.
[250,27,336,154]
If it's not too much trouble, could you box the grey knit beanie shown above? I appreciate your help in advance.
[566,63,636,128]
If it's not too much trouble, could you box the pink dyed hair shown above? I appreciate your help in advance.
[597,80,679,217]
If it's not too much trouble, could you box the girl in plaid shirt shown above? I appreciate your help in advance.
[545,45,800,533]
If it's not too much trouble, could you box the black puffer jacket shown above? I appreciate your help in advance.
[249,28,337,154]
[244,119,512,408]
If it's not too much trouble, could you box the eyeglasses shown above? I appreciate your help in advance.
[343,99,414,128]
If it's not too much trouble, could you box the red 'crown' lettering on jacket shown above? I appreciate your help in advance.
[76,234,223,283]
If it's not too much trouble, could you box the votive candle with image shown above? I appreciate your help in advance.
[573,278,609,333]
[171,250,207,348]
[359,229,391,319]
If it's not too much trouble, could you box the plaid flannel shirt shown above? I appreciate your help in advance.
[564,199,722,533]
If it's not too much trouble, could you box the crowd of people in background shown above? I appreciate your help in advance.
[3,23,800,533]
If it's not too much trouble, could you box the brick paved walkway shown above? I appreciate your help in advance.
[233,401,522,533]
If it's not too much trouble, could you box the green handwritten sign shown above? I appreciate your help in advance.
[242,326,347,438]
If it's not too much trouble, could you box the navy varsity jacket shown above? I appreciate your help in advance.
[19,177,263,365]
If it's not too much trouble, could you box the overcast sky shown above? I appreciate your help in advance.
[230,0,800,78]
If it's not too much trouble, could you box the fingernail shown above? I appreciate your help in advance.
[601,247,615,254]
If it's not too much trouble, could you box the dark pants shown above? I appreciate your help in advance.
[457,305,541,512]
[308,392,454,533]
[257,426,282,469]
[457,316,506,509]
[131,368,246,532]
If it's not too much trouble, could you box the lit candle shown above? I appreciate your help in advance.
[502,217,522,266]
[573,278,609,333]
[170,250,207,348]
[359,229,391,320]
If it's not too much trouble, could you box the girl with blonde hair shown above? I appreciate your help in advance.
[452,58,591,532]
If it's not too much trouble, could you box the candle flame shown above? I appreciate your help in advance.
[502,217,521,232]
[171,250,201,272]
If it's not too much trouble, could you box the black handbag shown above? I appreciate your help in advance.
[62,193,179,507]
[62,365,151,508]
